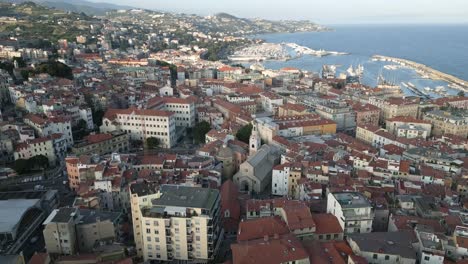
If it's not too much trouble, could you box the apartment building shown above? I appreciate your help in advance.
[315,100,356,133]
[423,110,468,138]
[72,132,130,156]
[386,116,432,137]
[24,114,73,148]
[130,183,222,262]
[278,103,309,117]
[260,91,283,113]
[368,97,420,123]
[147,96,197,128]
[43,207,121,255]
[100,108,176,148]
[14,135,62,166]
[272,163,303,198]
[327,192,374,234]
[350,102,381,127]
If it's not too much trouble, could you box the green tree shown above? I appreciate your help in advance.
[13,159,30,174]
[31,155,49,169]
[146,137,160,149]
[236,123,253,144]
[35,61,73,80]
[20,70,29,80]
[458,91,465,97]
[73,119,89,140]
[193,121,211,144]
[12,57,26,68]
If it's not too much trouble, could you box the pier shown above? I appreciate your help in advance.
[373,55,468,93]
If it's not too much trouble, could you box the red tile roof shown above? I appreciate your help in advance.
[231,234,308,264]
[237,216,290,242]
[312,213,343,234]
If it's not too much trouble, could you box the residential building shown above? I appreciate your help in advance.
[423,110,468,138]
[14,135,60,166]
[369,97,420,123]
[278,103,309,117]
[43,207,121,255]
[100,108,176,148]
[260,92,283,113]
[414,225,445,264]
[315,100,357,133]
[327,192,374,234]
[347,231,417,264]
[130,183,222,262]
[72,132,130,156]
[350,102,381,127]
[147,96,197,128]
[24,115,73,148]
[386,116,432,137]
[271,163,303,198]
[231,234,310,264]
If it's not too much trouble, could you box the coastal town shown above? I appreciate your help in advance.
[0,1,467,264]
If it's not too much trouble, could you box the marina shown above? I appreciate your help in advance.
[373,55,468,93]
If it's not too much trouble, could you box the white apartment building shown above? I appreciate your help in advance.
[272,164,289,196]
[100,108,176,148]
[24,114,74,148]
[260,92,283,113]
[396,125,429,139]
[327,192,374,234]
[271,163,302,197]
[130,182,222,262]
[67,106,94,130]
[14,136,58,166]
[147,97,197,128]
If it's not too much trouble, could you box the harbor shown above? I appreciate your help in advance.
[228,42,349,62]
[373,55,468,93]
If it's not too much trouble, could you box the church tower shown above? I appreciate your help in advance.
[249,122,261,156]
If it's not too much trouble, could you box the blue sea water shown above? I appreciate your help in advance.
[252,25,468,96]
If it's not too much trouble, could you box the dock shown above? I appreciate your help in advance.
[373,55,468,93]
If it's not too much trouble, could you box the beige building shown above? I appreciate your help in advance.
[14,136,57,166]
[368,97,420,123]
[423,110,468,138]
[386,116,432,137]
[100,108,176,148]
[356,125,381,145]
[130,183,222,262]
[72,131,130,156]
[43,208,121,255]
[278,103,309,117]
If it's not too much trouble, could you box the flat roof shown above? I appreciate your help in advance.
[333,192,372,208]
[152,185,219,210]
[0,199,40,233]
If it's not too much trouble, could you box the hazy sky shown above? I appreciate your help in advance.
[89,0,468,24]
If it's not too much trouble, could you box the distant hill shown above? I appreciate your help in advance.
[0,0,135,15]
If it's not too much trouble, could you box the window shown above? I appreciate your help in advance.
[147,237,151,242]
[373,254,378,259]
[424,256,430,261]
[385,255,390,260]
[146,228,151,234]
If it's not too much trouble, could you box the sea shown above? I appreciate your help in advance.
[250,24,468,97]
